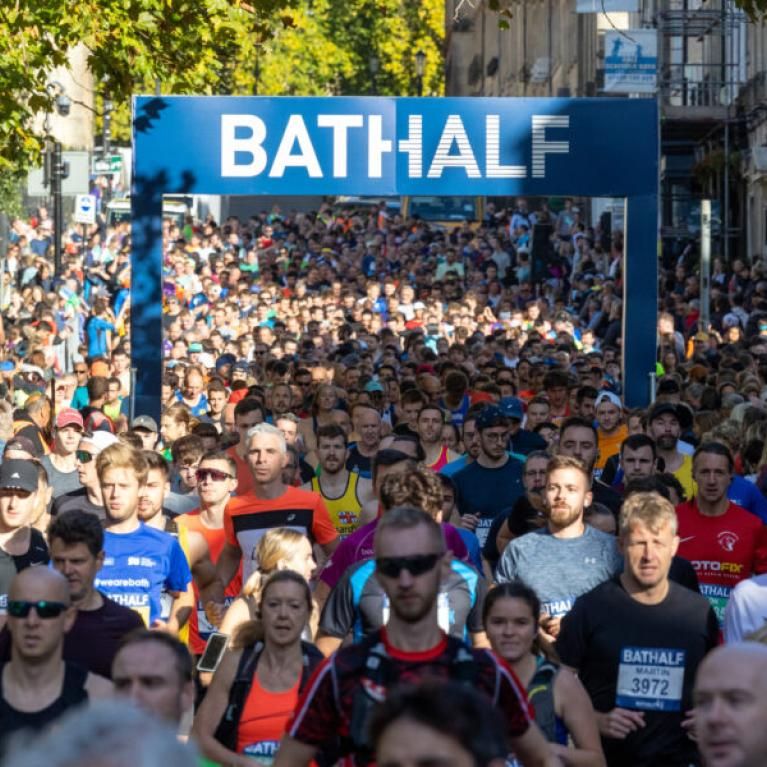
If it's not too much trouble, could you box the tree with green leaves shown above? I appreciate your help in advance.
[0,0,444,180]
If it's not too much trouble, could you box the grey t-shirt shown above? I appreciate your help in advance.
[40,455,82,498]
[496,525,623,618]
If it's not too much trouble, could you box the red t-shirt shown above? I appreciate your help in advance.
[224,487,337,583]
[676,499,767,622]
[227,446,254,497]
[176,510,242,655]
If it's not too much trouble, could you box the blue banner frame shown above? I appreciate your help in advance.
[132,96,658,419]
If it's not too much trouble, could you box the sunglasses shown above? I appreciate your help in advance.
[196,468,234,482]
[8,600,69,619]
[75,368,88,375]
[76,450,95,464]
[376,553,442,579]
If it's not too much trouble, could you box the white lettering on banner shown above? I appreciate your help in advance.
[220,114,571,180]
[368,114,392,178]
[532,116,570,178]
[269,115,322,178]
[427,115,482,179]
[486,115,527,178]
[398,115,423,177]
[221,115,267,177]
[616,646,686,712]
[316,114,364,177]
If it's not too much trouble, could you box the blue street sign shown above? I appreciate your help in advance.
[132,96,658,420]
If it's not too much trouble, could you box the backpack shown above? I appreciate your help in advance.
[214,639,324,751]
[347,634,478,760]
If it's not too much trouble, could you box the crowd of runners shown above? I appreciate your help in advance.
[0,197,766,766]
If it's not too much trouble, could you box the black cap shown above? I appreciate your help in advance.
[0,460,38,493]
[648,402,692,430]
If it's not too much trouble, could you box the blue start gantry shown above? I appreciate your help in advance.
[131,96,659,421]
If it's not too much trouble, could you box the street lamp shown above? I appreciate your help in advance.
[44,81,71,279]
[369,54,380,95]
[415,50,426,97]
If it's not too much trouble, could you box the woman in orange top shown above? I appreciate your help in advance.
[192,571,321,766]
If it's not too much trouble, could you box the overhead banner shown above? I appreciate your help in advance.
[133,96,658,198]
[577,0,638,11]
[604,30,658,94]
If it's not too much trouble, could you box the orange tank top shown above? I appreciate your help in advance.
[236,673,301,760]
[176,511,242,655]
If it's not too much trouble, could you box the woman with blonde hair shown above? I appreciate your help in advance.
[219,527,317,639]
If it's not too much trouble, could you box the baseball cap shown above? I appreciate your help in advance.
[79,431,119,454]
[132,415,159,433]
[595,391,622,410]
[3,436,37,457]
[216,353,236,370]
[498,397,524,421]
[364,380,384,394]
[722,313,741,329]
[233,360,250,372]
[648,402,692,430]
[475,405,509,430]
[0,460,38,493]
[188,342,203,353]
[55,408,84,430]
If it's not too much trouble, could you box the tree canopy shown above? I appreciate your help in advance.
[0,0,444,176]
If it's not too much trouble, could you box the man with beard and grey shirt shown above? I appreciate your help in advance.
[496,454,622,640]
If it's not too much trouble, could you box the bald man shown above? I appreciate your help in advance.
[0,568,111,750]
[693,642,767,767]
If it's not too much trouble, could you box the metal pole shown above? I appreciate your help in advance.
[52,141,63,279]
[700,199,711,331]
[129,366,137,422]
[649,371,657,404]
[723,111,730,264]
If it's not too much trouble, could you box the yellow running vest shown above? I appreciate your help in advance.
[311,473,362,539]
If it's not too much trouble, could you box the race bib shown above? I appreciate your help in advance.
[699,584,731,626]
[616,647,686,712]
[474,517,494,547]
[243,740,280,764]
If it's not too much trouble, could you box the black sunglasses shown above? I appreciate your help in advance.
[76,450,95,464]
[196,467,234,482]
[376,553,442,579]
[8,600,69,619]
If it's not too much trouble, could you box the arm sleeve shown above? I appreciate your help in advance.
[444,524,469,562]
[165,539,193,592]
[723,586,746,643]
[311,495,339,546]
[555,595,589,670]
[318,571,356,639]
[319,537,353,590]
[750,485,767,525]
[223,502,237,547]
[466,576,489,634]
[753,524,767,575]
[288,658,341,747]
[495,541,517,584]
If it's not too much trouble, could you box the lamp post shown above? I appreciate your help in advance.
[369,54,380,95]
[415,50,426,97]
[44,81,71,279]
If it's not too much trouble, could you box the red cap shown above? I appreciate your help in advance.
[55,408,84,430]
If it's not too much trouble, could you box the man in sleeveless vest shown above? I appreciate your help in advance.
[0,568,111,753]
[304,424,374,540]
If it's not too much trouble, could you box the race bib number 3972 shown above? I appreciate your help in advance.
[616,647,686,712]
